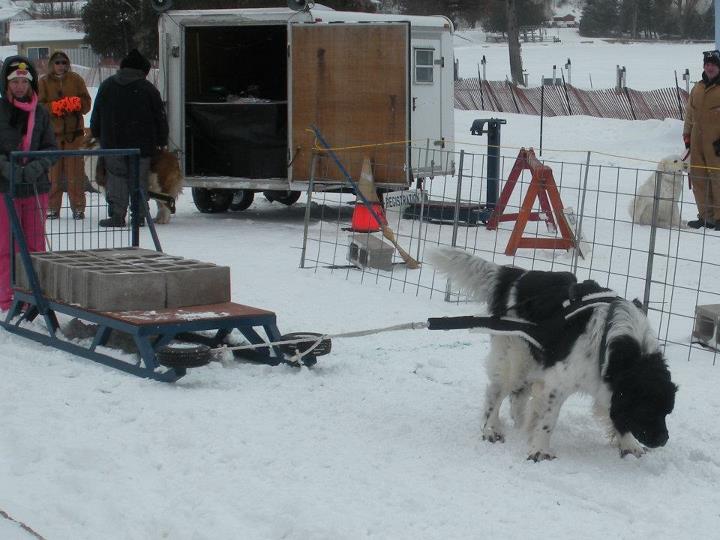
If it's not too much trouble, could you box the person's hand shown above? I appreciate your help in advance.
[22,159,48,184]
[683,133,691,149]
[0,155,21,181]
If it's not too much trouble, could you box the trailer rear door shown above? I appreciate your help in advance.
[288,22,410,186]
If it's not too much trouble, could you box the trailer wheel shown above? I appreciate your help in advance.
[263,190,301,206]
[192,188,233,213]
[229,190,255,211]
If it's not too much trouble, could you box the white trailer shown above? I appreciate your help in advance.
[158,6,454,212]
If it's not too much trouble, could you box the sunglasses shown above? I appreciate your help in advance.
[703,50,720,62]
[54,60,68,65]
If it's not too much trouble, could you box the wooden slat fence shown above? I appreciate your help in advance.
[455,78,689,121]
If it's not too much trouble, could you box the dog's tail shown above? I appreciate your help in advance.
[427,247,502,304]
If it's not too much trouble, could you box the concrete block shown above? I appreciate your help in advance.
[347,234,394,271]
[693,304,720,351]
[165,262,231,308]
[84,268,166,311]
[51,260,106,302]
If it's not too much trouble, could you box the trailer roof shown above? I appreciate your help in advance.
[162,8,453,32]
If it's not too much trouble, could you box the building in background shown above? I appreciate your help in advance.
[8,16,95,66]
[0,2,30,45]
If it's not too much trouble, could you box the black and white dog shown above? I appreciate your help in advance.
[429,248,677,461]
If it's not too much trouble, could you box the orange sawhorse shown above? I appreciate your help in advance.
[486,148,577,256]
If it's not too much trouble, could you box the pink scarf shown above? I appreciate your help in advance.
[11,91,38,154]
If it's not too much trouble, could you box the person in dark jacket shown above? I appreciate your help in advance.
[90,49,168,227]
[0,55,58,310]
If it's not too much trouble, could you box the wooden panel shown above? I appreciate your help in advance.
[290,23,409,184]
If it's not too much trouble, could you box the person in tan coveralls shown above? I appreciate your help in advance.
[683,50,720,230]
[39,50,91,220]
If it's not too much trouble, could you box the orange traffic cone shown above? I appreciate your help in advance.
[351,157,387,233]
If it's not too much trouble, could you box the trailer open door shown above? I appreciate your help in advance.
[288,22,410,186]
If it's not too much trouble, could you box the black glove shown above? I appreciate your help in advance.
[22,159,49,184]
[0,155,22,182]
[714,139,720,157]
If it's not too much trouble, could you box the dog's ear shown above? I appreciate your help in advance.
[632,298,644,310]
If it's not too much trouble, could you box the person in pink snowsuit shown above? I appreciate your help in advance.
[0,56,57,311]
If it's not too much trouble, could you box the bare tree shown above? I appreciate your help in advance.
[507,0,524,85]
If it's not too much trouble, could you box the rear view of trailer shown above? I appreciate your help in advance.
[158,8,454,213]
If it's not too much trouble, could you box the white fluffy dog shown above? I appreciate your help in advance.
[629,154,688,228]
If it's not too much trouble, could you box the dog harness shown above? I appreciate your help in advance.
[427,280,620,351]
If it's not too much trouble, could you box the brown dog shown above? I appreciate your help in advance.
[148,150,183,224]
[85,130,183,224]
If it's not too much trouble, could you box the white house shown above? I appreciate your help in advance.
[0,2,30,46]
[9,16,88,62]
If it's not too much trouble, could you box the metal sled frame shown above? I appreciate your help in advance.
[2,293,287,383]
[0,149,295,382]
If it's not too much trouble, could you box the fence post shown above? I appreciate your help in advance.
[642,171,662,314]
[623,86,636,120]
[539,83,544,156]
[674,70,684,121]
[299,153,318,269]
[445,149,465,302]
[572,151,592,274]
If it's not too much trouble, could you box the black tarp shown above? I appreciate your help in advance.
[186,102,287,179]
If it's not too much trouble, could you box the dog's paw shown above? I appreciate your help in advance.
[617,433,646,458]
[527,451,556,462]
[620,446,647,459]
[482,429,505,443]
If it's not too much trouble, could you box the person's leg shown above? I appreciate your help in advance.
[689,156,714,227]
[0,197,12,310]
[102,155,129,225]
[19,193,48,253]
[47,149,66,216]
[65,139,86,215]
[129,157,151,223]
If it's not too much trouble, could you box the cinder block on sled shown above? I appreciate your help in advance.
[347,234,395,271]
[692,304,720,350]
[165,262,231,308]
[83,268,167,311]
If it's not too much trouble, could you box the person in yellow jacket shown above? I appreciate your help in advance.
[38,50,91,220]
[683,49,720,230]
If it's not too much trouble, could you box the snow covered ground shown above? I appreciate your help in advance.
[1,27,720,540]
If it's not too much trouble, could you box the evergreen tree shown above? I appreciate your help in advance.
[481,0,548,33]
[579,0,620,37]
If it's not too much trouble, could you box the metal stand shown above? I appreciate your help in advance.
[470,117,507,222]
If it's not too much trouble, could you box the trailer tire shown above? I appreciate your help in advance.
[192,188,233,213]
[263,190,301,206]
[229,190,255,211]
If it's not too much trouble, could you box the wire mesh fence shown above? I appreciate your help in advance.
[5,148,159,297]
[300,144,720,364]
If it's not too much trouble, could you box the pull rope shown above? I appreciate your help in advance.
[212,321,430,365]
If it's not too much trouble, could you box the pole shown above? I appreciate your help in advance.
[561,68,572,115]
[642,171,663,314]
[572,151,592,274]
[486,119,505,208]
[540,83,544,156]
[716,0,719,51]
[674,70,684,121]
